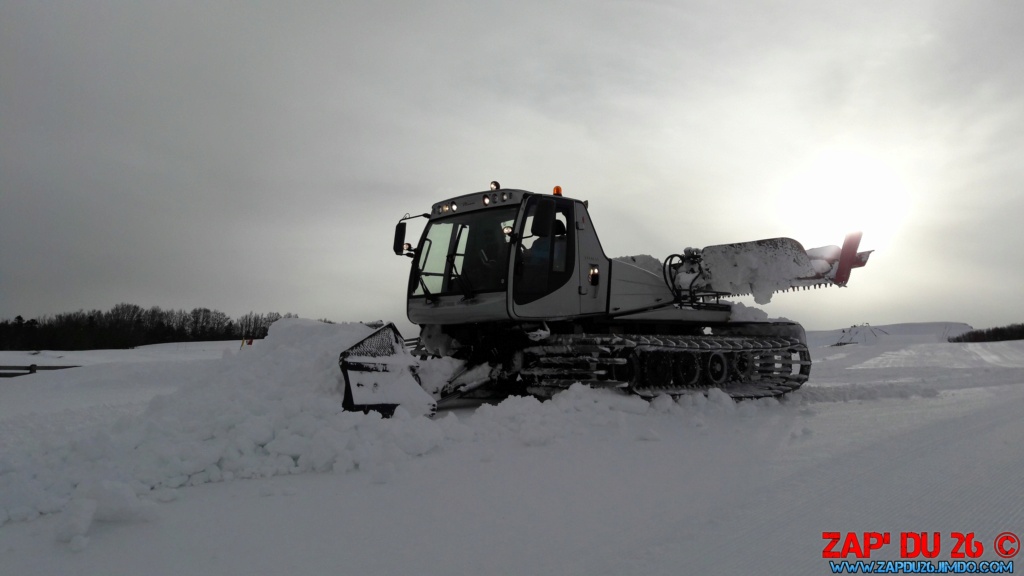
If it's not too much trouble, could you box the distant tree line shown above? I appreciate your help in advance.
[0,303,299,350]
[948,323,1024,343]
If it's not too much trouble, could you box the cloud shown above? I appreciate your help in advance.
[1,0,1022,330]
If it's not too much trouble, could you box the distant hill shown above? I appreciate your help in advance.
[806,322,973,348]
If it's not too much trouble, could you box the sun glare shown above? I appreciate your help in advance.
[776,148,912,252]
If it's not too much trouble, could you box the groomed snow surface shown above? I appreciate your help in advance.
[2,319,1023,575]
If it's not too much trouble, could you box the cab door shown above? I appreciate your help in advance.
[510,196,580,319]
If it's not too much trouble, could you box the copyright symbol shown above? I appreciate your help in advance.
[995,532,1019,559]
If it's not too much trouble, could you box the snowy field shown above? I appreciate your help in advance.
[1,319,1023,575]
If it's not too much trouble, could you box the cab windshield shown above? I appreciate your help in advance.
[411,206,517,297]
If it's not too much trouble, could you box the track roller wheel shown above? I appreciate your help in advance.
[704,351,729,386]
[731,351,755,380]
[673,352,701,386]
[643,351,673,386]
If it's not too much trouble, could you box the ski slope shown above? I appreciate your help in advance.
[1,320,1022,575]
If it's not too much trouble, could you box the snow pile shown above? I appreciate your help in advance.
[726,301,772,322]
[0,317,822,549]
[5,317,1016,558]
[1,319,749,542]
[1,320,379,524]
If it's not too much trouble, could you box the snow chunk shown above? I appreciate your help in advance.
[391,416,444,456]
[437,412,474,442]
[727,301,771,322]
[55,498,97,543]
[73,480,155,523]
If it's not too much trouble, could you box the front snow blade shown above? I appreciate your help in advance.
[339,323,436,417]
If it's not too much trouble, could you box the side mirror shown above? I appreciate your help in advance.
[531,197,556,238]
[393,221,407,255]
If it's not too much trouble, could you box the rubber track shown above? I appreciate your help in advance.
[521,333,810,399]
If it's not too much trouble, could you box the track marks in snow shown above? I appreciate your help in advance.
[606,381,1024,573]
[968,341,1024,367]
[577,385,1024,576]
[834,341,1024,371]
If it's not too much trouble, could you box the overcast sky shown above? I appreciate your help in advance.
[2,0,1022,333]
